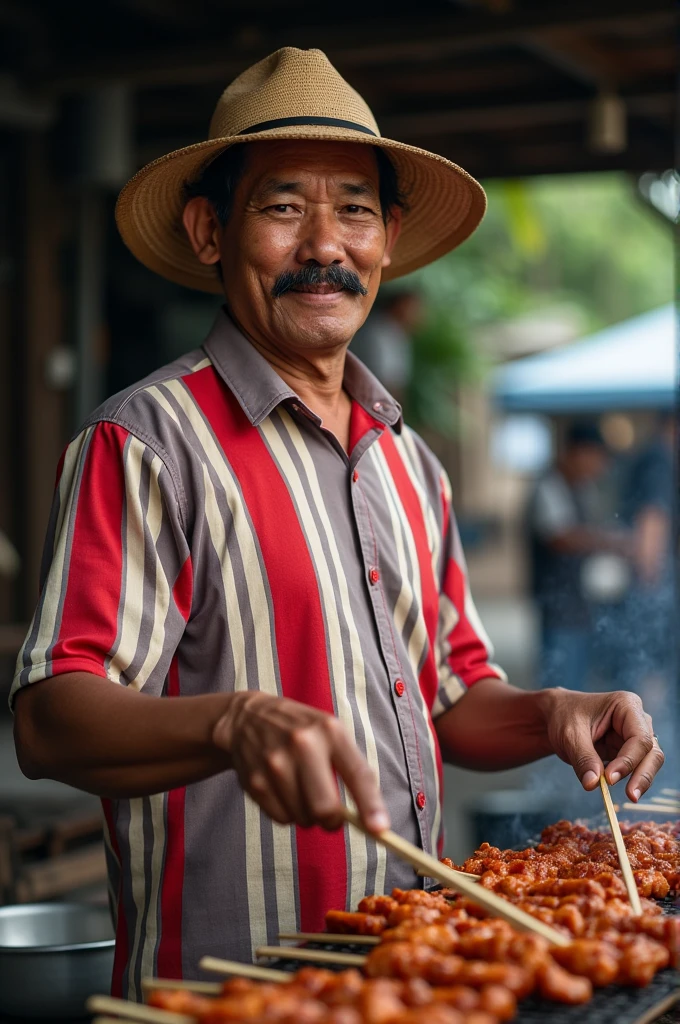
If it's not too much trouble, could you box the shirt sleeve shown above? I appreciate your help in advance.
[432,470,506,719]
[11,421,193,708]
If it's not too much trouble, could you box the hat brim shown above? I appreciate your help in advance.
[115,124,486,293]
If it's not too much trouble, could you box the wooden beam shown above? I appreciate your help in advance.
[379,92,673,139]
[38,0,676,94]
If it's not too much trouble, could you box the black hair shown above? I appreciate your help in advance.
[183,142,409,226]
[566,422,606,448]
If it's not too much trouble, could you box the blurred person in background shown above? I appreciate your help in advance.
[528,422,631,691]
[349,287,422,405]
[617,412,676,760]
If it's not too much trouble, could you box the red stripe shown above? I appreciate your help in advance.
[50,423,127,671]
[184,368,347,930]
[101,799,128,997]
[440,473,450,544]
[378,431,439,708]
[173,556,193,622]
[349,401,383,454]
[442,557,501,687]
[157,655,186,979]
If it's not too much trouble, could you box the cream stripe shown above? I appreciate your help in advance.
[398,430,441,582]
[155,379,296,939]
[201,465,268,948]
[134,455,170,690]
[140,793,166,984]
[277,410,387,899]
[260,410,369,909]
[370,445,442,853]
[126,798,145,1002]
[25,428,93,683]
[189,356,211,373]
[108,438,146,686]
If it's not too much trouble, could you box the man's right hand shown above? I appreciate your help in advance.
[212,691,390,833]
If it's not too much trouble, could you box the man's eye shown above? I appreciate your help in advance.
[344,205,375,215]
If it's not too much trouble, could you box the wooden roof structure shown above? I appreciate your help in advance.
[1,0,676,179]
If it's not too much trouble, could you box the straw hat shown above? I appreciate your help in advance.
[116,47,486,293]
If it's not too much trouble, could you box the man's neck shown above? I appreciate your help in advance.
[231,312,353,451]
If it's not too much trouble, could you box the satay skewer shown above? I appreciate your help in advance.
[416,868,481,881]
[599,775,643,916]
[142,979,222,995]
[256,945,366,967]
[278,932,380,945]
[342,807,570,946]
[622,802,680,814]
[661,788,680,798]
[87,996,195,1024]
[649,796,680,807]
[199,956,291,982]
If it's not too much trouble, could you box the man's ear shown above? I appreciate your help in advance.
[381,207,403,270]
[182,197,222,266]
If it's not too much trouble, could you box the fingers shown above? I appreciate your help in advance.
[329,720,390,833]
[626,739,665,802]
[605,695,655,787]
[561,724,605,791]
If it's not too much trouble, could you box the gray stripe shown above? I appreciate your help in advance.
[21,429,94,683]
[105,434,133,678]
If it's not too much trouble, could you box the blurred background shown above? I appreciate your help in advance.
[0,0,677,905]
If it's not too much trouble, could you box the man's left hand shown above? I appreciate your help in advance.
[545,688,665,801]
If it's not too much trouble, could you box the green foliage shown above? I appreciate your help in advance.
[395,172,674,434]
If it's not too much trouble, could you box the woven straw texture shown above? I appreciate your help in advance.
[116,47,486,293]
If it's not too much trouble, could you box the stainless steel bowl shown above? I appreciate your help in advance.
[0,903,115,1018]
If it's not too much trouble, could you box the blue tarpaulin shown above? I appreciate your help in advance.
[491,305,677,412]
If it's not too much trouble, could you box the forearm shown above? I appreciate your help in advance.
[13,673,233,798]
[435,677,557,771]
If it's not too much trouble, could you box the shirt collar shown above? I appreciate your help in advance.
[203,307,403,433]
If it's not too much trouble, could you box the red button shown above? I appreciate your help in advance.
[369,567,380,585]
[352,470,359,483]
[416,791,426,810]
[394,679,405,697]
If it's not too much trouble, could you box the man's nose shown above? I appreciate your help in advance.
[296,206,346,266]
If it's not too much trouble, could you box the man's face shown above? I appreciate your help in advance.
[571,444,608,482]
[215,140,401,354]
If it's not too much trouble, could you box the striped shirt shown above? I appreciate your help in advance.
[12,309,503,997]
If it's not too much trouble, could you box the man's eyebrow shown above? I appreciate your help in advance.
[340,181,378,198]
[256,179,302,199]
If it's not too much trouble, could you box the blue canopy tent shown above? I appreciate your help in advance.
[491,305,677,413]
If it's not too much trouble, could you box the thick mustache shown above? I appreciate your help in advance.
[272,265,369,299]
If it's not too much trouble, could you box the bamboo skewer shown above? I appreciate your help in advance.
[599,776,642,916]
[278,932,380,945]
[199,956,291,983]
[86,996,196,1024]
[661,788,680,798]
[142,978,222,995]
[649,796,680,807]
[256,945,366,967]
[623,802,680,814]
[416,868,481,881]
[342,807,570,946]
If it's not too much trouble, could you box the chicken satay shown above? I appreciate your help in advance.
[613,934,670,987]
[357,979,407,1024]
[398,978,434,1007]
[388,1008,464,1024]
[313,970,365,1005]
[553,904,585,936]
[534,962,593,1005]
[430,987,480,1012]
[323,1008,362,1024]
[551,939,620,987]
[633,869,671,899]
[387,905,444,927]
[381,924,459,954]
[325,910,388,935]
[365,941,439,980]
[476,983,517,1021]
[358,895,400,917]
[455,960,533,999]
[391,889,451,910]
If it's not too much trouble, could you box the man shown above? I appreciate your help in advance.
[12,49,663,997]
[528,422,630,691]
